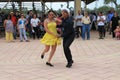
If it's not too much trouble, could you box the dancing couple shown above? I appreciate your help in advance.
[40,9,75,68]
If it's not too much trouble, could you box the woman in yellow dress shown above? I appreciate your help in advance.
[40,10,62,67]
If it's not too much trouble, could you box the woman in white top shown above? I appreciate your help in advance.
[31,14,41,39]
[97,12,106,39]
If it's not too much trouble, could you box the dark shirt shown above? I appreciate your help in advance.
[111,16,120,30]
[61,17,75,38]
[27,16,33,26]
[0,15,2,23]
[16,15,20,21]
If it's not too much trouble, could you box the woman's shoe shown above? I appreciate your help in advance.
[46,62,54,67]
[41,54,44,59]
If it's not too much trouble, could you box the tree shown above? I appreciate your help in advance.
[104,0,118,10]
[96,6,114,14]
[117,4,120,15]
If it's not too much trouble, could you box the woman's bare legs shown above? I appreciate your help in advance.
[48,45,57,63]
[41,45,50,59]
[46,45,57,67]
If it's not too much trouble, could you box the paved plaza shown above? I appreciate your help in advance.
[0,31,120,80]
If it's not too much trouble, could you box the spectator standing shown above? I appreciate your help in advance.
[15,11,20,37]
[82,12,91,40]
[107,9,114,34]
[31,14,41,39]
[10,12,17,40]
[75,10,83,38]
[110,12,120,38]
[15,11,20,20]
[4,15,14,42]
[17,14,29,42]
[97,12,106,39]
[26,10,33,38]
[90,13,97,30]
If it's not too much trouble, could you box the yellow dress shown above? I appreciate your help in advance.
[40,22,61,45]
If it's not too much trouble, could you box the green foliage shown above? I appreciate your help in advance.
[104,0,118,10]
[96,6,114,14]
[104,0,116,4]
[117,4,120,15]
[86,6,114,15]
[104,0,120,15]
[0,9,12,14]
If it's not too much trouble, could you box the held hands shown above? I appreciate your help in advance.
[54,18,62,23]
[52,33,61,38]
[55,34,61,38]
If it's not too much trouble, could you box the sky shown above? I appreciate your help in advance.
[0,0,118,10]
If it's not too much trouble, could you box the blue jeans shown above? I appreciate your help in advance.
[19,28,28,41]
[82,24,90,40]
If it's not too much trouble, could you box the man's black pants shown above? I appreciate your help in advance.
[98,26,105,38]
[63,33,75,63]
[75,26,82,37]
[33,27,39,39]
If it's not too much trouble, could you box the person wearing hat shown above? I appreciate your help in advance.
[10,11,17,40]
[60,9,75,68]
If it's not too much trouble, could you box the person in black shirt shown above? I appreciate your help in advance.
[60,9,75,68]
[110,12,120,38]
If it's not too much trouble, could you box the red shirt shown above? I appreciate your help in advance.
[11,16,17,26]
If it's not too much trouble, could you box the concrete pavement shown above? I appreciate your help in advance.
[0,31,120,80]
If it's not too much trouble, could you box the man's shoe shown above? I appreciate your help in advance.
[66,62,72,68]
[66,60,74,68]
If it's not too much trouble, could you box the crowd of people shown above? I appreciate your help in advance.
[1,10,46,42]
[1,9,120,42]
[0,8,120,68]
[75,9,120,40]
